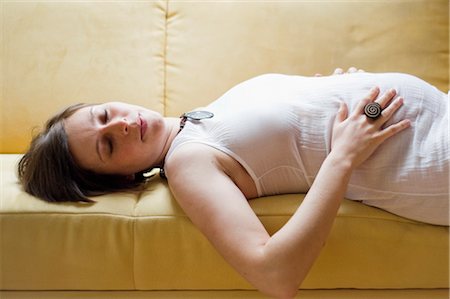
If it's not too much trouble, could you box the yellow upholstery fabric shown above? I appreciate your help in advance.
[1,289,449,299]
[1,155,448,290]
[1,0,449,295]
[164,0,449,117]
[1,1,166,153]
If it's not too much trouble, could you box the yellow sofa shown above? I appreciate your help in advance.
[1,1,448,298]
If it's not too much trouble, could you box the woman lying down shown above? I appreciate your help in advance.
[18,68,449,298]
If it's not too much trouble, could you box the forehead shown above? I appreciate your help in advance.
[64,105,100,171]
[64,106,93,134]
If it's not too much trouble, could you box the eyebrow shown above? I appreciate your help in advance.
[90,106,104,163]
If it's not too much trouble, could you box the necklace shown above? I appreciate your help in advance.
[159,110,214,178]
[179,110,214,131]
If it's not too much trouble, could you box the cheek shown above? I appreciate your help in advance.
[114,146,149,172]
[119,139,153,161]
[118,143,141,156]
[145,118,165,147]
[150,117,164,132]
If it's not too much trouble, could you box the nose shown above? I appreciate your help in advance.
[101,118,130,136]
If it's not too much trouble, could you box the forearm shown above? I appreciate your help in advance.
[260,152,353,293]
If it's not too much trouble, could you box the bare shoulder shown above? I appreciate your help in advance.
[165,143,221,178]
[163,143,251,235]
[164,143,227,203]
[165,143,258,199]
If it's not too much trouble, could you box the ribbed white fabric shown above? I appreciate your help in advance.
[166,73,449,225]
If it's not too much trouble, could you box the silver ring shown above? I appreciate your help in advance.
[364,102,382,119]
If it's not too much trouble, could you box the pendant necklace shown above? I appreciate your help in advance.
[179,110,214,131]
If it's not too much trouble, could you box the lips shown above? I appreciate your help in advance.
[139,114,147,141]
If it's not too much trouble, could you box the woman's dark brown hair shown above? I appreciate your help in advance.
[17,103,151,203]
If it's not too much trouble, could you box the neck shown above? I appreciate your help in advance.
[154,117,182,167]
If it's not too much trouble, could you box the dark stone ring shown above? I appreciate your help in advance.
[364,102,382,119]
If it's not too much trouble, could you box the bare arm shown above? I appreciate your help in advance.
[166,87,410,299]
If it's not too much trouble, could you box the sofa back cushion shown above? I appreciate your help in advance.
[1,2,166,153]
[1,0,448,153]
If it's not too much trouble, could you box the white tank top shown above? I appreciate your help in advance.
[166,73,449,225]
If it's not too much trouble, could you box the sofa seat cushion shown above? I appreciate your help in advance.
[1,154,448,290]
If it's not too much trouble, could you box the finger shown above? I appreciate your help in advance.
[333,68,344,75]
[347,67,357,73]
[334,101,348,124]
[376,88,397,109]
[354,86,380,115]
[357,69,365,73]
[375,119,411,142]
[315,73,322,77]
[376,96,404,124]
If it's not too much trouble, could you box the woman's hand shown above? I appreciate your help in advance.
[315,66,365,77]
[330,87,411,169]
[332,66,365,75]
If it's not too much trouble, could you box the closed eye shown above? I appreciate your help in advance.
[101,135,113,156]
[100,108,113,155]
[103,109,109,124]
[106,137,113,155]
